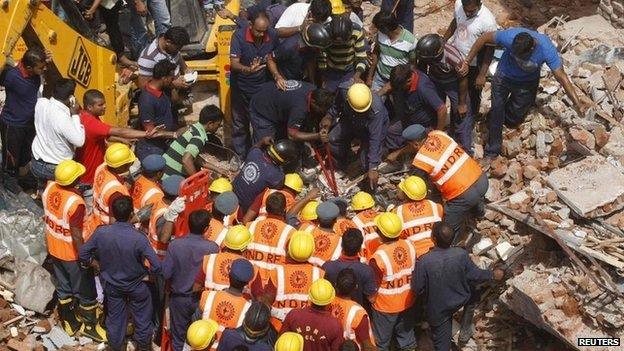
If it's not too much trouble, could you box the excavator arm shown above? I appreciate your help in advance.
[0,0,128,126]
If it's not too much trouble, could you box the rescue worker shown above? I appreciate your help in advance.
[204,191,239,245]
[254,231,322,324]
[131,154,165,229]
[392,176,444,256]
[350,191,380,260]
[461,28,588,159]
[248,81,334,143]
[148,175,186,258]
[390,124,488,241]
[79,196,161,351]
[368,212,417,351]
[232,138,299,214]
[328,198,357,235]
[217,301,274,351]
[163,209,220,351]
[197,259,254,349]
[298,200,320,231]
[280,278,344,351]
[243,173,304,223]
[416,34,473,153]
[196,225,254,291]
[329,269,374,351]
[412,223,505,351]
[385,64,448,152]
[275,332,305,351]
[206,177,233,212]
[326,82,388,190]
[307,201,342,267]
[322,228,378,309]
[84,143,134,239]
[245,192,297,269]
[187,319,219,351]
[230,12,279,158]
[43,160,105,341]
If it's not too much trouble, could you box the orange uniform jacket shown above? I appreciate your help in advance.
[131,175,164,212]
[412,131,482,200]
[330,296,374,346]
[257,189,297,218]
[199,290,251,350]
[148,200,169,258]
[392,200,443,257]
[203,218,228,247]
[352,209,380,261]
[244,215,296,269]
[370,239,416,313]
[84,163,130,239]
[42,182,86,261]
[308,227,342,267]
[301,218,357,236]
[269,263,324,321]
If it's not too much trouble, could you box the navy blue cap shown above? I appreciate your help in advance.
[142,154,166,172]
[214,191,239,215]
[328,197,348,214]
[161,175,184,196]
[316,201,340,221]
[230,258,254,283]
[402,124,427,141]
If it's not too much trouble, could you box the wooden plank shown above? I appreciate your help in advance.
[578,246,624,269]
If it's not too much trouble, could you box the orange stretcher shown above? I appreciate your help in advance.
[174,169,212,237]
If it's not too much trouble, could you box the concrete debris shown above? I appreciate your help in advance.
[0,258,55,314]
[546,155,624,218]
[42,326,78,350]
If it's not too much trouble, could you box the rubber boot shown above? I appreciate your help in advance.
[58,297,82,336]
[77,303,107,342]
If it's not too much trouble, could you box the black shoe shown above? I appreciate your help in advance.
[58,298,82,336]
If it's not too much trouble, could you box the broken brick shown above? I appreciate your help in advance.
[569,127,596,150]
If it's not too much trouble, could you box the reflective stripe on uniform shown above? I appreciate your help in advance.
[140,187,162,208]
[344,305,363,339]
[435,153,469,186]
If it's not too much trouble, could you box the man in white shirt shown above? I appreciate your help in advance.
[31,78,85,188]
[444,0,497,114]
[275,0,362,38]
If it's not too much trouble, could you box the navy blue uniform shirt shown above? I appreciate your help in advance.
[217,328,273,351]
[230,26,279,96]
[0,63,41,126]
[162,234,220,294]
[412,247,493,326]
[392,70,446,128]
[232,147,284,212]
[138,85,175,151]
[79,222,161,292]
[250,80,315,131]
[328,81,389,169]
[322,255,378,307]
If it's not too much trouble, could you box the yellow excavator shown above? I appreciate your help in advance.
[0,0,237,130]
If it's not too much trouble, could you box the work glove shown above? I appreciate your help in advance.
[163,196,186,222]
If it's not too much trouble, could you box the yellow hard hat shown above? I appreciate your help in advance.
[374,212,403,239]
[330,0,345,14]
[300,200,319,221]
[288,231,315,262]
[187,319,218,350]
[398,176,427,201]
[105,143,136,168]
[275,332,304,351]
[347,83,372,113]
[209,177,233,194]
[351,191,375,211]
[309,278,335,306]
[224,225,253,251]
[284,173,304,193]
[55,160,86,186]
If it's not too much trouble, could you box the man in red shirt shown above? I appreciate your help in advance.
[280,278,344,351]
[74,89,169,208]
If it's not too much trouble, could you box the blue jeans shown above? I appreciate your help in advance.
[31,158,56,190]
[434,79,474,155]
[487,73,539,157]
[371,306,417,351]
[129,0,171,58]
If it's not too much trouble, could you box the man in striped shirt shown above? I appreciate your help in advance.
[320,14,368,92]
[137,27,190,89]
[162,105,224,179]
[367,10,417,95]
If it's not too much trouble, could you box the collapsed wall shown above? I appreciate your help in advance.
[599,0,624,28]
